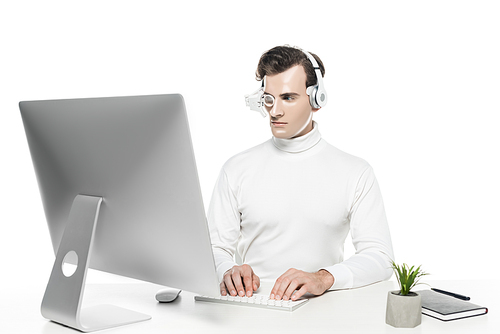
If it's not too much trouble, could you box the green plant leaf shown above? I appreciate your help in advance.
[391,261,428,295]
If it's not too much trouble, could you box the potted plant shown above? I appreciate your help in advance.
[386,261,428,328]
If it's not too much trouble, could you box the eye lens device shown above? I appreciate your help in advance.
[263,94,275,107]
[244,87,268,118]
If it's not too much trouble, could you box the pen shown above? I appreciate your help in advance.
[431,288,470,301]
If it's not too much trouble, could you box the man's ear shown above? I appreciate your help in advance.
[312,107,321,113]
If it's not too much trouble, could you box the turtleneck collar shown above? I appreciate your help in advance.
[271,121,322,153]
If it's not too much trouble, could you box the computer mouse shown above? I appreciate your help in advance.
[155,288,182,303]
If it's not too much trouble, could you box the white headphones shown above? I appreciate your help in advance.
[245,48,327,117]
[302,50,328,109]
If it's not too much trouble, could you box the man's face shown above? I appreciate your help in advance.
[264,65,319,139]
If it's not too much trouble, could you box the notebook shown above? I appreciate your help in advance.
[417,289,488,321]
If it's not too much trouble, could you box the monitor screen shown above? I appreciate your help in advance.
[20,94,220,331]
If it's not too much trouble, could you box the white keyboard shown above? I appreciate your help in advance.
[194,294,308,311]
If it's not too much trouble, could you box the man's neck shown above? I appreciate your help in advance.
[272,121,321,153]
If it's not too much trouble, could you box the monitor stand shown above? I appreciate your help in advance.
[41,195,151,332]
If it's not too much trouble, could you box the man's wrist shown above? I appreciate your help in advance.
[317,269,335,291]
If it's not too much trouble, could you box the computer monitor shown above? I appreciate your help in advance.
[20,94,220,332]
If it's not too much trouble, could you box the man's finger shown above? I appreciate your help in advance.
[224,272,237,296]
[220,281,227,296]
[291,285,308,301]
[242,273,254,297]
[252,273,260,291]
[282,277,301,301]
[231,270,246,297]
[270,278,280,299]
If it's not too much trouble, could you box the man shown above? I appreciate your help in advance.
[208,45,394,302]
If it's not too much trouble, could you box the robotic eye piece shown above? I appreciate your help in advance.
[244,86,268,117]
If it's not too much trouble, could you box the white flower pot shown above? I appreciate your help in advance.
[385,291,422,328]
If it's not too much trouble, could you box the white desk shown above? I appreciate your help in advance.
[2,280,497,333]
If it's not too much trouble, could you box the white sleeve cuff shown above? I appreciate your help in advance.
[321,263,354,290]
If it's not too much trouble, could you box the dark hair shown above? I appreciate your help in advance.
[255,45,325,87]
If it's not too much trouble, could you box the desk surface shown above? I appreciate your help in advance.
[2,279,497,333]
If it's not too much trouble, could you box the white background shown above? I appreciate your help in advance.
[1,0,499,294]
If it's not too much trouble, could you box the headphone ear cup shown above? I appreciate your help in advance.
[315,87,327,108]
[309,87,319,109]
[308,85,327,109]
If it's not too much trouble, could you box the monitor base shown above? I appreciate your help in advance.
[76,305,150,332]
[41,195,151,332]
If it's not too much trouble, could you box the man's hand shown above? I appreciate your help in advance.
[270,269,334,301]
[221,264,260,297]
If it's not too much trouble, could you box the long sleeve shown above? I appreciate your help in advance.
[321,166,394,290]
[207,167,240,282]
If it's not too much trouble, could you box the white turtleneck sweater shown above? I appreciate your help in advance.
[207,122,394,290]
